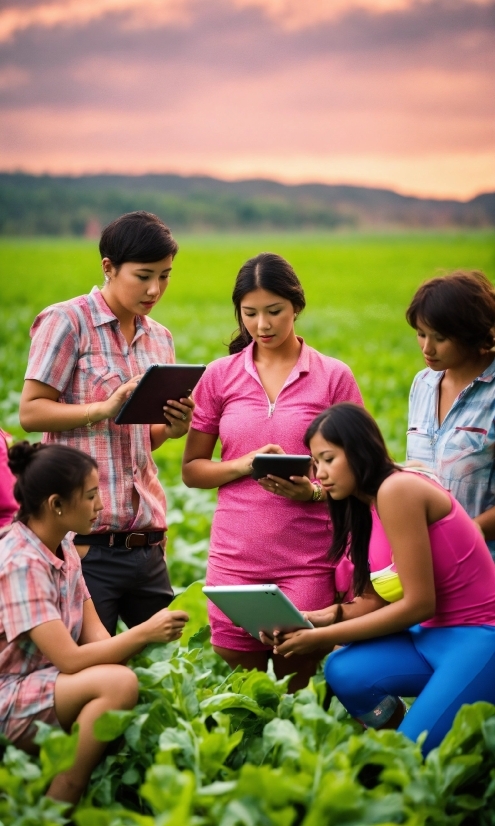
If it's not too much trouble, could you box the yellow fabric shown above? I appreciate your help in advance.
[370,565,404,603]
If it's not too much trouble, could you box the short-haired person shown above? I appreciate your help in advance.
[19,212,194,634]
[263,403,495,754]
[405,271,495,559]
[0,442,188,805]
[182,253,362,691]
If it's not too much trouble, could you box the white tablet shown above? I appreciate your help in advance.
[202,584,313,640]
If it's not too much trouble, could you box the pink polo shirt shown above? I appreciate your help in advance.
[193,338,362,582]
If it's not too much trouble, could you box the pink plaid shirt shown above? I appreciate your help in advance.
[0,521,90,737]
[25,287,175,531]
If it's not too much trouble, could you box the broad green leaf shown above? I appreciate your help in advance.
[169,580,208,645]
[93,710,137,742]
[200,693,270,718]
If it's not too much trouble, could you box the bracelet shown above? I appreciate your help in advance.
[333,603,344,624]
[311,481,323,502]
[86,404,95,428]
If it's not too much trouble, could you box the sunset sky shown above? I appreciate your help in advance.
[0,0,494,198]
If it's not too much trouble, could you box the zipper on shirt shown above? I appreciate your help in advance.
[268,401,276,418]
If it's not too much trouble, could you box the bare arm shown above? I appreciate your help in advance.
[77,600,111,645]
[274,474,439,657]
[473,505,495,541]
[19,377,142,433]
[182,428,284,489]
[29,607,189,674]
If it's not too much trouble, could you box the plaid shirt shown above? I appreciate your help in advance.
[0,521,90,732]
[407,358,495,558]
[25,287,175,531]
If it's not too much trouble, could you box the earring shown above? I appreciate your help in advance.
[57,511,62,516]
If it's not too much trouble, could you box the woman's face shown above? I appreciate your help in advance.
[415,318,470,372]
[240,288,297,351]
[102,256,173,319]
[310,431,358,499]
[61,468,103,534]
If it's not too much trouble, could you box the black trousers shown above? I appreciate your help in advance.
[81,541,174,635]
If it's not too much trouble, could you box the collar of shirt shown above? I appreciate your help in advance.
[12,521,67,571]
[243,336,310,382]
[421,355,495,388]
[88,286,151,340]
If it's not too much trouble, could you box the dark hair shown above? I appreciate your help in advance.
[8,442,97,524]
[99,211,178,269]
[229,253,306,354]
[304,403,397,596]
[406,270,495,352]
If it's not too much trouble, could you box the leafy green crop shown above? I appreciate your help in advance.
[3,606,494,825]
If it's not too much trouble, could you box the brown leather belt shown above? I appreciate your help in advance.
[73,530,165,549]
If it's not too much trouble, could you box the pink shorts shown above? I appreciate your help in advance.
[206,568,338,652]
[1,667,60,744]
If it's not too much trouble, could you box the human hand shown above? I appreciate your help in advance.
[235,444,285,478]
[163,396,195,439]
[303,605,342,627]
[258,474,314,502]
[272,627,333,658]
[142,609,189,643]
[98,374,144,421]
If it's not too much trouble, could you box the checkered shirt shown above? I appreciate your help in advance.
[0,521,90,731]
[25,287,175,531]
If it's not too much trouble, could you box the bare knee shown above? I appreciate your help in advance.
[102,666,139,710]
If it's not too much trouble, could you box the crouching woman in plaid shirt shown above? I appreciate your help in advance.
[19,212,194,634]
[0,442,188,805]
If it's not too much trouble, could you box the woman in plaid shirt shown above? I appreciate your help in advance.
[406,271,495,560]
[19,212,194,633]
[0,442,188,805]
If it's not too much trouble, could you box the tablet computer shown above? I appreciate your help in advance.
[114,364,206,425]
[251,454,312,481]
[202,584,313,640]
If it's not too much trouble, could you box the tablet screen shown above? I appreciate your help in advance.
[251,454,312,481]
[115,364,205,425]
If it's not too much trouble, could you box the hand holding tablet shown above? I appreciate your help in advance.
[203,584,313,641]
[115,364,205,425]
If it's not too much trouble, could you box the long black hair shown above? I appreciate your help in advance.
[304,403,397,595]
[8,442,97,524]
[229,252,306,354]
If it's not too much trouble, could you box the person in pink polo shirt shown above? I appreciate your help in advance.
[183,252,362,690]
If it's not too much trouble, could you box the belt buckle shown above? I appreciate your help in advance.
[125,532,146,549]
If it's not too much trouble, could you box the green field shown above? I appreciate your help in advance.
[2,231,495,825]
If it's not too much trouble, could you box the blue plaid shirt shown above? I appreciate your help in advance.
[407,358,495,560]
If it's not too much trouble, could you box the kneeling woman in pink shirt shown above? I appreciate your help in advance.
[0,442,188,805]
[182,253,362,690]
[269,404,495,753]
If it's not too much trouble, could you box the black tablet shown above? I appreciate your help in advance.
[251,454,312,481]
[114,364,206,425]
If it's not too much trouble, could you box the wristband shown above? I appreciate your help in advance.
[311,481,323,502]
[86,404,95,428]
[333,603,344,624]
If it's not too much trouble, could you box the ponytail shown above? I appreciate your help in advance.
[8,442,97,523]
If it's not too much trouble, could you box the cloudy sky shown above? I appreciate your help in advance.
[0,0,494,198]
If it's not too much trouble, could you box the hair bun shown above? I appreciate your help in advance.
[8,441,42,476]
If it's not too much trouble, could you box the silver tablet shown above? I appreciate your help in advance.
[202,584,313,640]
